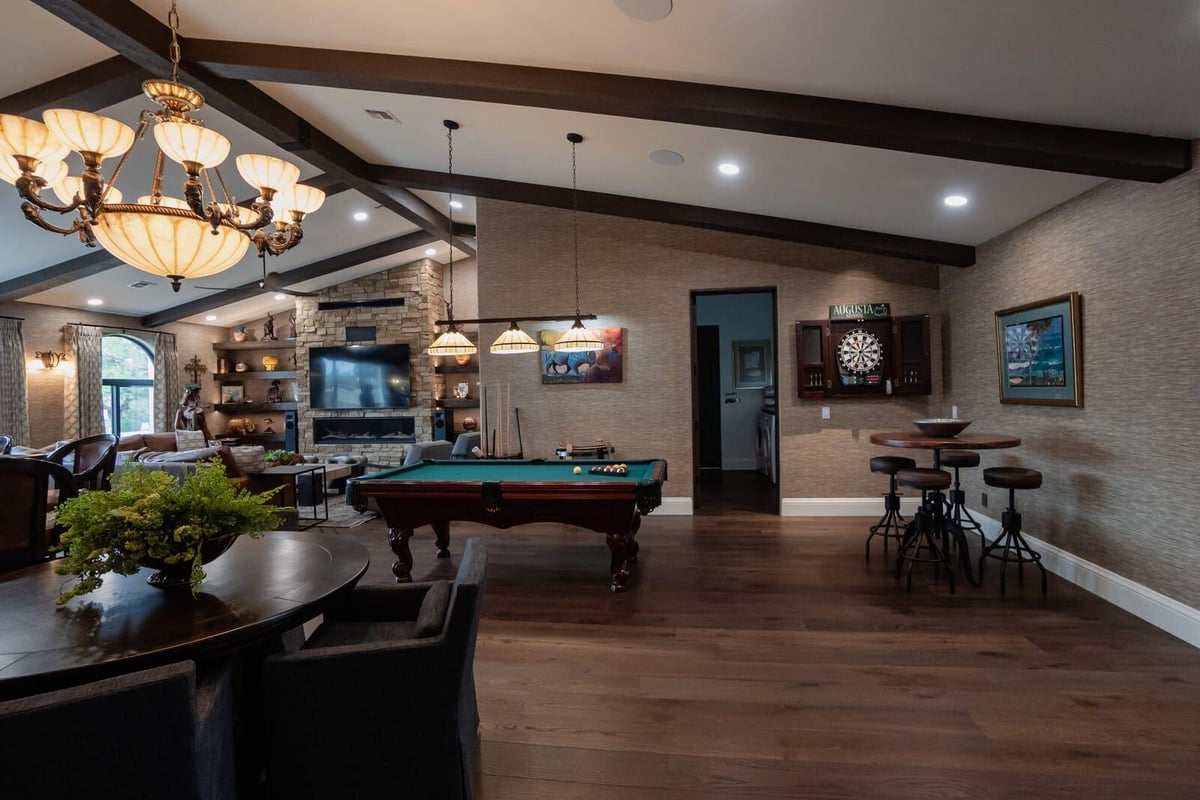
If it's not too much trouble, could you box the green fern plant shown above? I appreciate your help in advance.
[52,460,285,604]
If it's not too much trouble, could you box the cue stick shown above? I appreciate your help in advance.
[480,383,487,457]
[514,406,524,458]
[506,383,511,457]
[496,382,503,458]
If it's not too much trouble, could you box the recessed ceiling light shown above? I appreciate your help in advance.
[274,293,287,301]
[943,194,969,207]
[448,200,463,209]
[352,210,369,222]
[86,298,103,306]
[649,149,684,166]
[205,314,218,321]
[615,0,672,22]
[717,162,741,176]
[425,248,438,256]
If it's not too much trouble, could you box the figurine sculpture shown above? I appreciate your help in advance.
[262,313,277,341]
[287,312,297,340]
[174,385,212,440]
[266,379,282,404]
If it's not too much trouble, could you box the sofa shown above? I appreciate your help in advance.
[116,432,265,489]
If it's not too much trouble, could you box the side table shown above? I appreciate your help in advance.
[249,464,329,530]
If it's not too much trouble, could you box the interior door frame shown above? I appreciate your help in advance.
[689,287,781,512]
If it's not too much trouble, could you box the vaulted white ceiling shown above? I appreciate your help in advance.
[2,0,1198,325]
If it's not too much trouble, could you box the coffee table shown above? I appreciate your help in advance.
[249,464,329,529]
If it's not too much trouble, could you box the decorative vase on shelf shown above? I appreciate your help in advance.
[262,355,279,371]
[235,361,248,372]
[233,326,247,343]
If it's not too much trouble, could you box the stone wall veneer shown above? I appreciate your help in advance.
[294,258,443,466]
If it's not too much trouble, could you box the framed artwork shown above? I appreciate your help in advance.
[220,385,244,404]
[539,327,624,384]
[733,340,772,389]
[995,292,1082,407]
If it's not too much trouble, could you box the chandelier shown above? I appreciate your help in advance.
[0,1,323,291]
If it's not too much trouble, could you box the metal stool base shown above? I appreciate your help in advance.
[979,507,1047,596]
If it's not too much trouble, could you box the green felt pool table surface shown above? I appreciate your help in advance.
[359,459,663,484]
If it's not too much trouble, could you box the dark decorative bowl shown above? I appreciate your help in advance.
[913,418,972,437]
[142,535,238,590]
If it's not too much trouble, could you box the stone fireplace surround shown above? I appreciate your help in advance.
[294,258,443,467]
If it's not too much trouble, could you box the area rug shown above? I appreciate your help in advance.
[319,499,378,528]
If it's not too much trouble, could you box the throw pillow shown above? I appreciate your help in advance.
[141,446,219,463]
[175,429,206,451]
[229,445,267,475]
[412,580,452,638]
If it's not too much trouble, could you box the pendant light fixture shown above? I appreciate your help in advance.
[428,120,477,357]
[554,133,604,353]
[490,320,539,354]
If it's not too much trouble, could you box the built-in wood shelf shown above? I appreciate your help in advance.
[212,340,297,351]
[214,402,297,413]
[437,398,479,408]
[219,432,285,446]
[435,363,479,374]
[213,371,297,381]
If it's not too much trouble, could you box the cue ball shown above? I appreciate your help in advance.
[573,466,582,474]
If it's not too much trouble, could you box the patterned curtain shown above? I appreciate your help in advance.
[153,332,181,432]
[0,318,31,445]
[65,324,104,438]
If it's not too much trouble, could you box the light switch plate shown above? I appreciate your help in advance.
[821,406,831,420]
[951,405,959,419]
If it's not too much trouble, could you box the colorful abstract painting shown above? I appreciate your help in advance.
[539,327,624,384]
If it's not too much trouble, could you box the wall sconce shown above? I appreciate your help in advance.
[35,351,67,369]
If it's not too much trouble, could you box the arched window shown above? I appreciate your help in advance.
[101,335,155,435]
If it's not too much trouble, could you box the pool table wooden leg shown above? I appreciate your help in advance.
[607,532,631,593]
[388,527,414,582]
[432,521,451,559]
[626,512,642,565]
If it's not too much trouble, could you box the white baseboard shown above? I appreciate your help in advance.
[969,511,1200,650]
[780,496,923,517]
[656,497,694,516]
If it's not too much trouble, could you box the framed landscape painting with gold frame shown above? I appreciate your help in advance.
[995,292,1082,407]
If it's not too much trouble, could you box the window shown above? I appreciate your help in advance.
[101,335,155,435]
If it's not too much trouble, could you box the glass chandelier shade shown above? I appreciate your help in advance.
[137,194,190,209]
[0,114,70,164]
[42,109,135,160]
[490,322,540,354]
[152,121,231,169]
[271,183,326,222]
[428,328,477,356]
[0,155,66,187]
[236,154,299,195]
[92,209,251,283]
[55,176,121,206]
[554,317,605,352]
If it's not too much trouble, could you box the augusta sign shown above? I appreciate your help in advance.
[829,303,891,321]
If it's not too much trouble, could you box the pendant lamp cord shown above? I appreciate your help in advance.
[571,138,580,317]
[167,0,182,84]
[446,121,455,325]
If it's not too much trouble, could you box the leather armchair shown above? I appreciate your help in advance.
[46,433,119,491]
[262,538,487,799]
[0,457,77,571]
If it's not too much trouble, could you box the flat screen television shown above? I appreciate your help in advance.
[309,344,410,410]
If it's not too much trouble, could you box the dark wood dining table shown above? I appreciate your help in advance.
[0,530,369,700]
[869,431,1021,586]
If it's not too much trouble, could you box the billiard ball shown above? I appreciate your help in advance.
[573,466,582,474]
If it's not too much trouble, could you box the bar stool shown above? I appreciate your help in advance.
[894,468,955,594]
[866,456,916,561]
[939,450,984,548]
[979,467,1047,596]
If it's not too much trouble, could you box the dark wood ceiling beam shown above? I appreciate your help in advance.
[0,176,347,302]
[30,1,472,256]
[142,230,439,327]
[370,165,974,267]
[186,39,1191,183]
[0,55,148,117]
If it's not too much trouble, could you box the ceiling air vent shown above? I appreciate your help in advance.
[127,280,156,288]
[364,109,400,123]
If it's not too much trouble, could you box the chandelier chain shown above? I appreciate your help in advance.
[167,1,183,84]
[571,139,580,316]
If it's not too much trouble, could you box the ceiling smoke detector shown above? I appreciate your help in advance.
[364,109,400,123]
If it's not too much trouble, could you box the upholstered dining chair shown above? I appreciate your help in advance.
[46,433,119,491]
[0,434,12,455]
[0,660,236,799]
[0,457,77,571]
[262,538,487,800]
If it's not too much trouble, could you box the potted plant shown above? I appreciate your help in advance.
[265,449,306,467]
[52,461,285,604]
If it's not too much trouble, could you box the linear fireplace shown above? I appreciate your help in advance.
[313,416,416,444]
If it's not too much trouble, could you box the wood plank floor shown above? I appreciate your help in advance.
[323,509,1200,799]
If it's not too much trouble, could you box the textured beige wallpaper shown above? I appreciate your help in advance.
[941,143,1200,608]
[0,299,224,446]
[475,199,943,500]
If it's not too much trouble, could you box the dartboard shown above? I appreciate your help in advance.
[836,328,884,374]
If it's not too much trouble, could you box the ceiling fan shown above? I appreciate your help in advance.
[194,253,318,297]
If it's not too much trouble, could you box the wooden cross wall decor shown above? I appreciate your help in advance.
[184,355,207,386]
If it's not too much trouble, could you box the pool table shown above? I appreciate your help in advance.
[347,458,668,591]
